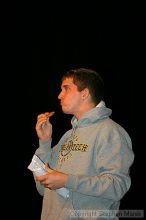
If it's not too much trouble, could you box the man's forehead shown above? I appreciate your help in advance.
[61,77,74,86]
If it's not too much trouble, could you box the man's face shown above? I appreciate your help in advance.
[58,77,83,114]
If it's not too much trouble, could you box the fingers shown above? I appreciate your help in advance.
[36,111,55,130]
[36,175,47,182]
[36,118,47,130]
[35,173,52,188]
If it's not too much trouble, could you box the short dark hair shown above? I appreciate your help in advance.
[62,68,104,105]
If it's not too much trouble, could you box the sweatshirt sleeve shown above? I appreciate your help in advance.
[33,138,52,196]
[65,127,134,201]
[35,138,52,163]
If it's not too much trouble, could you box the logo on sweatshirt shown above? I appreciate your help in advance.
[57,134,88,165]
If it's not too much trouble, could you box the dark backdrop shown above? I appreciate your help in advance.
[2,7,145,220]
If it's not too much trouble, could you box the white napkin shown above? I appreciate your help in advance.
[28,154,69,198]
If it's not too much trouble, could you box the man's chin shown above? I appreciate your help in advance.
[62,109,70,114]
[61,106,70,114]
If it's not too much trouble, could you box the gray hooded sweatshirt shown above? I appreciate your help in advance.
[34,102,134,220]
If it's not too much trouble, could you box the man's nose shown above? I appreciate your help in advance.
[58,92,62,99]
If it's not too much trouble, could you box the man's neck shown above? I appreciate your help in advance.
[74,102,96,120]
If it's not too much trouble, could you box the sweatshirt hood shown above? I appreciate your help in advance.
[71,101,112,128]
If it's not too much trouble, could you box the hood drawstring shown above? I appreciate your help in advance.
[58,122,78,168]
[70,119,78,140]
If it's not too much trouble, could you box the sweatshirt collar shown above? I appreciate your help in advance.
[71,100,112,128]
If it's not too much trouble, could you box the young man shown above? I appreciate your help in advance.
[30,68,134,219]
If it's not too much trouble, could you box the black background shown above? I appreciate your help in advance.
[1,4,145,219]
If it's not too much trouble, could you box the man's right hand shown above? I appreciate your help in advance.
[35,112,54,140]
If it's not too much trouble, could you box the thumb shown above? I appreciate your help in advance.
[45,163,53,173]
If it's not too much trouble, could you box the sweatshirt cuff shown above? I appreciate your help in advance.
[65,174,77,190]
[39,138,52,150]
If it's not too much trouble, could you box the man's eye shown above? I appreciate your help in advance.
[65,87,70,91]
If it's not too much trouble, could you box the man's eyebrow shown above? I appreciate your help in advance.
[61,84,72,89]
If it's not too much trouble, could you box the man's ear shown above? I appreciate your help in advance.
[81,88,90,100]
